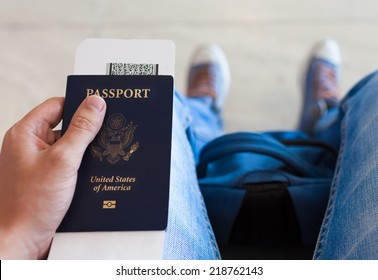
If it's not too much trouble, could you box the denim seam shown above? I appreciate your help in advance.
[196,185,222,259]
[313,101,348,259]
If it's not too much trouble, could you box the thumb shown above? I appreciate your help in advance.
[58,95,106,158]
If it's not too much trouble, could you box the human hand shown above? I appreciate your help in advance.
[0,96,106,259]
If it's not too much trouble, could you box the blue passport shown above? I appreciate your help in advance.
[58,75,173,232]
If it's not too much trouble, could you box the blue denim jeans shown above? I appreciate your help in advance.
[314,71,378,259]
[163,70,378,260]
[162,93,222,259]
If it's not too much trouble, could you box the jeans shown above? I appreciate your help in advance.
[162,93,221,259]
[163,70,378,260]
[314,71,378,259]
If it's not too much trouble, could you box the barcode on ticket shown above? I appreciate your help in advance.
[107,63,159,76]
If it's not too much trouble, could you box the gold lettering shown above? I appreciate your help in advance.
[124,89,132,98]
[100,184,132,191]
[85,88,151,99]
[116,89,123,98]
[142,89,150,98]
[134,89,142,98]
[114,176,136,183]
[102,89,109,98]
[90,176,114,183]
[86,89,94,97]
[94,184,101,193]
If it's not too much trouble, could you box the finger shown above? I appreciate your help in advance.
[46,130,62,145]
[53,130,62,141]
[57,95,106,157]
[5,97,65,148]
[20,97,65,132]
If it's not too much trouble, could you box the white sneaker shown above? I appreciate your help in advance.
[186,44,231,111]
[299,39,342,134]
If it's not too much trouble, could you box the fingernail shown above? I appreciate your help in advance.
[86,95,105,113]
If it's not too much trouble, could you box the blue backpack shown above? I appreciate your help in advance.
[197,131,337,259]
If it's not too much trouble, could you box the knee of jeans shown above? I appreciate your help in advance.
[342,70,378,107]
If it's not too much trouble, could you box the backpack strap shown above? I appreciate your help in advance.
[198,132,329,178]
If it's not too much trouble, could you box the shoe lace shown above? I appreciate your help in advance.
[187,64,218,100]
[313,60,340,101]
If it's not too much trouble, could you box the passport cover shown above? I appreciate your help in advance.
[58,75,173,232]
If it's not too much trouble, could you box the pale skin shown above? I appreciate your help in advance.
[0,95,106,259]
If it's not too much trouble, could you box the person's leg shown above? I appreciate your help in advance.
[314,70,378,259]
[162,91,221,259]
[184,44,231,163]
[298,40,378,259]
[163,44,231,259]
[298,39,342,150]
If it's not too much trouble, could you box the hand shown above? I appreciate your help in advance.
[0,95,106,259]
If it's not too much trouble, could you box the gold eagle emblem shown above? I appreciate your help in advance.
[90,113,139,164]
